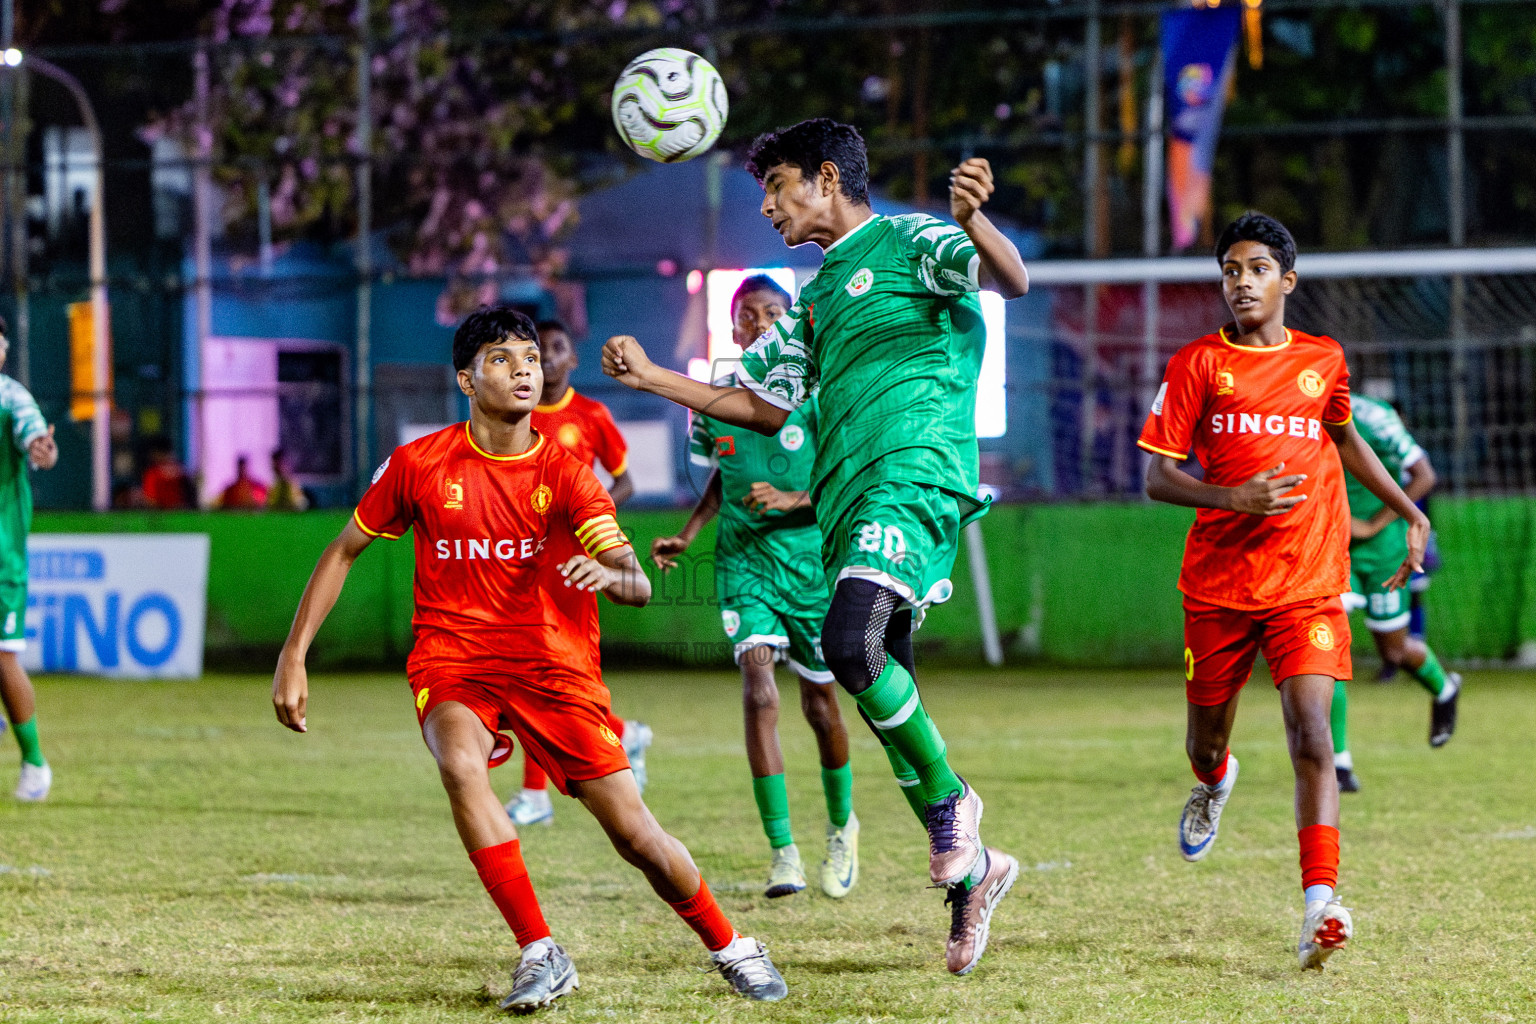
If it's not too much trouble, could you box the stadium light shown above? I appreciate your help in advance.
[3,52,111,509]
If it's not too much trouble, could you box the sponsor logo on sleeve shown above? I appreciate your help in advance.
[371,457,391,485]
[1151,382,1168,415]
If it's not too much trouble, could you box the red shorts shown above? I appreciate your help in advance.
[1183,595,1352,707]
[408,664,630,795]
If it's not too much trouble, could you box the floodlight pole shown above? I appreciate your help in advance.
[1443,0,1469,494]
[16,55,110,510]
[1139,49,1164,491]
[353,0,374,498]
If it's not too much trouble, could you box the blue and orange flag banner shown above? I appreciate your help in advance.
[1162,7,1242,252]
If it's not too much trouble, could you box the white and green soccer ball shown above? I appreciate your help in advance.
[610,48,728,164]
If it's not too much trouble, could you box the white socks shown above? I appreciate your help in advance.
[712,933,754,962]
[1303,884,1335,907]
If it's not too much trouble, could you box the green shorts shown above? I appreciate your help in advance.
[720,593,833,682]
[1349,522,1411,633]
[0,579,26,652]
[822,481,963,620]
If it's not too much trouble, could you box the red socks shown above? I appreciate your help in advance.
[469,840,550,947]
[1192,749,1230,786]
[667,876,736,952]
[1298,824,1340,891]
[522,752,549,792]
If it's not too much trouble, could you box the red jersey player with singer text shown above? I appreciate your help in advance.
[1139,213,1429,971]
[506,318,651,829]
[272,308,786,1012]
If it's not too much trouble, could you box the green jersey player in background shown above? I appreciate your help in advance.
[651,275,858,902]
[1335,393,1461,791]
[604,119,1031,976]
[0,317,59,801]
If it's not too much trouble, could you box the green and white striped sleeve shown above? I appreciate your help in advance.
[0,376,48,453]
[738,295,817,411]
[894,213,981,297]
[688,382,726,468]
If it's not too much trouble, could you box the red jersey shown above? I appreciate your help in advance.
[1138,326,1354,610]
[353,423,630,694]
[531,387,629,477]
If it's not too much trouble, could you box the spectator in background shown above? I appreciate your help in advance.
[141,436,196,509]
[265,448,310,511]
[217,454,268,510]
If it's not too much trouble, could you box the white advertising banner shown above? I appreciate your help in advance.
[21,534,210,679]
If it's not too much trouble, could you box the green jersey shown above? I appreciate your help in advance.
[0,374,49,586]
[737,213,989,534]
[690,382,825,609]
[1345,395,1424,524]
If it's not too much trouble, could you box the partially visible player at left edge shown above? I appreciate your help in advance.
[272,307,786,1013]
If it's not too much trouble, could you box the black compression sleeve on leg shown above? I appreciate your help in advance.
[821,577,900,695]
[884,607,916,678]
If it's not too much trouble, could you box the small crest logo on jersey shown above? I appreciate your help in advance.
[779,425,805,451]
[530,484,552,515]
[722,610,741,636]
[1308,621,1335,651]
[599,725,622,748]
[845,268,874,297]
[371,456,391,485]
[557,423,582,449]
[716,436,736,457]
[1298,368,1327,398]
[1216,369,1235,396]
[444,478,464,510]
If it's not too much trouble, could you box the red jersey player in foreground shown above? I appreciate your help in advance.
[1139,213,1429,971]
[272,308,786,1012]
[505,318,652,829]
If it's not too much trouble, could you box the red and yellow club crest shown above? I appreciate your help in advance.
[599,725,622,748]
[1184,647,1196,681]
[530,484,552,516]
[1308,621,1335,651]
[1215,369,1235,396]
[1297,368,1326,398]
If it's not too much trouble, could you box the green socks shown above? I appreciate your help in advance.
[879,742,928,823]
[1330,679,1349,756]
[751,774,794,849]
[854,661,962,805]
[820,762,853,829]
[1408,647,1449,698]
[11,718,44,768]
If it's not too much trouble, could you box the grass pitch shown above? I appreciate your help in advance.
[1,667,1533,1023]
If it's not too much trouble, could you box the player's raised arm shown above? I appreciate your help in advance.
[602,335,790,435]
[272,518,375,732]
[1326,419,1430,589]
[949,158,1028,299]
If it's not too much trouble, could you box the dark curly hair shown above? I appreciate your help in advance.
[731,274,792,313]
[1215,211,1297,274]
[746,118,870,206]
[452,306,539,372]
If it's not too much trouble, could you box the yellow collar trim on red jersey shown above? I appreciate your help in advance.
[463,422,545,462]
[535,386,576,414]
[1218,325,1294,351]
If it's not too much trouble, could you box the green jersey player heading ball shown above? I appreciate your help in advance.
[603,118,1030,975]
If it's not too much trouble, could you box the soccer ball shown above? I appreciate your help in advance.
[610,48,728,164]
